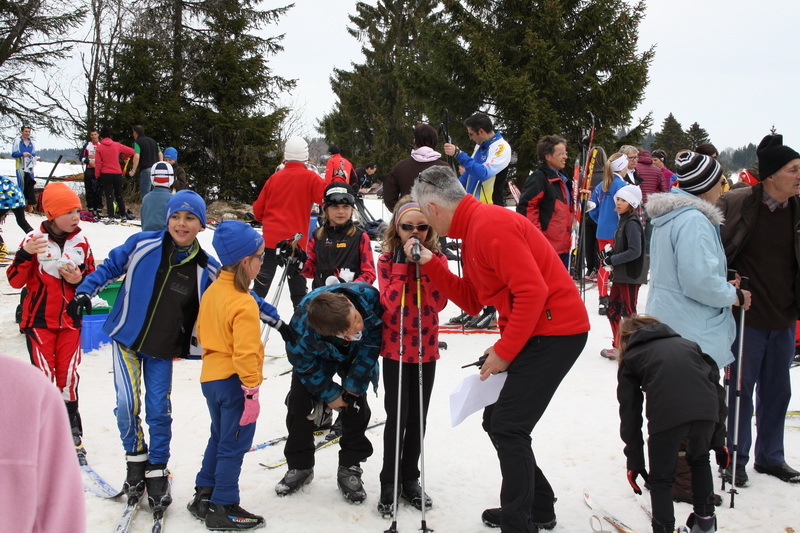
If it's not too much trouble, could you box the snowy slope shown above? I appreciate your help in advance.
[0,199,797,533]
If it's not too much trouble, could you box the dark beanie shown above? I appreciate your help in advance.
[757,134,800,180]
[675,152,722,195]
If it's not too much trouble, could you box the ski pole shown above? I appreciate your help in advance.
[415,258,432,533]
[385,281,406,533]
[729,275,748,508]
[721,269,737,492]
[260,232,303,348]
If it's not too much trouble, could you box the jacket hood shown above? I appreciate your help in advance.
[100,137,114,145]
[646,189,724,226]
[624,322,681,354]
[637,151,654,165]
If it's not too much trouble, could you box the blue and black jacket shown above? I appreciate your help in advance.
[286,282,382,404]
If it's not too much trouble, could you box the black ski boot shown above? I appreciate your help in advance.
[401,479,432,510]
[274,468,314,496]
[145,463,172,510]
[686,512,716,533]
[123,451,148,501]
[448,311,473,324]
[465,307,497,329]
[598,296,609,315]
[205,503,265,530]
[377,482,399,517]
[187,486,213,521]
[337,464,367,503]
[481,507,557,530]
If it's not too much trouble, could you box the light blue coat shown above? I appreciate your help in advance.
[644,188,736,368]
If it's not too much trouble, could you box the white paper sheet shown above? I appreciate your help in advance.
[449,372,508,427]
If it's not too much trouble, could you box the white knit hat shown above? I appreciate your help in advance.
[613,184,642,209]
[284,136,309,162]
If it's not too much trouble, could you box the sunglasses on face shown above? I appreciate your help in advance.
[399,223,430,232]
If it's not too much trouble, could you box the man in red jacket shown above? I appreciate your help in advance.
[252,136,327,306]
[410,165,590,532]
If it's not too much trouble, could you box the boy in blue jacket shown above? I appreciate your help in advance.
[275,282,382,504]
[67,191,287,516]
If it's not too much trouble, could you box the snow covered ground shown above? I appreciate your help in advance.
[1,198,798,533]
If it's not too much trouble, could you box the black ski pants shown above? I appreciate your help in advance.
[252,247,307,308]
[284,373,373,470]
[648,421,715,533]
[482,332,587,533]
[0,207,33,234]
[100,173,125,218]
[83,167,103,212]
[380,358,436,484]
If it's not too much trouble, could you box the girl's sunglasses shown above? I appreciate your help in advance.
[399,223,430,232]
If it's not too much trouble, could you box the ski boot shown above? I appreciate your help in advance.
[187,486,213,521]
[481,508,557,530]
[600,348,618,360]
[686,512,716,533]
[0,242,7,259]
[598,296,609,315]
[401,479,432,510]
[465,307,496,329]
[123,451,148,502]
[275,468,314,496]
[205,503,265,530]
[337,464,367,503]
[447,310,473,325]
[377,483,399,517]
[145,462,172,510]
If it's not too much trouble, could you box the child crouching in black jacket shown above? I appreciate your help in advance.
[616,315,728,533]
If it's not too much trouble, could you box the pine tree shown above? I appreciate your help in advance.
[429,0,654,177]
[653,113,690,161]
[320,0,440,174]
[98,0,293,201]
[685,122,710,150]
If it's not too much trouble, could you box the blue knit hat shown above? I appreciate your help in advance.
[163,147,178,162]
[166,190,206,227]
[213,220,263,265]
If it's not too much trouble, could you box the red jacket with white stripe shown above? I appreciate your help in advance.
[423,196,589,362]
[7,225,96,330]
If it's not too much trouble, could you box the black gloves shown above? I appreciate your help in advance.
[277,321,296,344]
[599,244,614,271]
[393,245,407,265]
[627,469,649,495]
[713,446,731,469]
[67,293,92,321]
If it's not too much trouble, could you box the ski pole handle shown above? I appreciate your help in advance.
[740,276,748,291]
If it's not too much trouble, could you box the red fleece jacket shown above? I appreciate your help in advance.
[252,161,327,250]
[423,196,590,361]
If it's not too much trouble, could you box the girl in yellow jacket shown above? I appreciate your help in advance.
[188,220,270,530]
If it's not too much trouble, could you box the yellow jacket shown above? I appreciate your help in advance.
[197,270,264,387]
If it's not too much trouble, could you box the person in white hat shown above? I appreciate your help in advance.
[140,161,175,232]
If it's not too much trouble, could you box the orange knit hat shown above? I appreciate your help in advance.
[42,182,81,220]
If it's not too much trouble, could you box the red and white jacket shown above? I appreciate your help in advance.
[7,225,95,330]
[379,251,448,363]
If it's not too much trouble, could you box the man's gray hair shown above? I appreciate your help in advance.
[411,166,466,211]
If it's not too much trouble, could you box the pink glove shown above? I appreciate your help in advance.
[239,385,260,426]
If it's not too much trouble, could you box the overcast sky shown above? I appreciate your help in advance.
[19,0,800,153]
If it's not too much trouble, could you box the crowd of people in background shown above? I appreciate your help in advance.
[1,115,799,533]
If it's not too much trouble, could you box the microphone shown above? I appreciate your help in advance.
[411,237,421,262]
